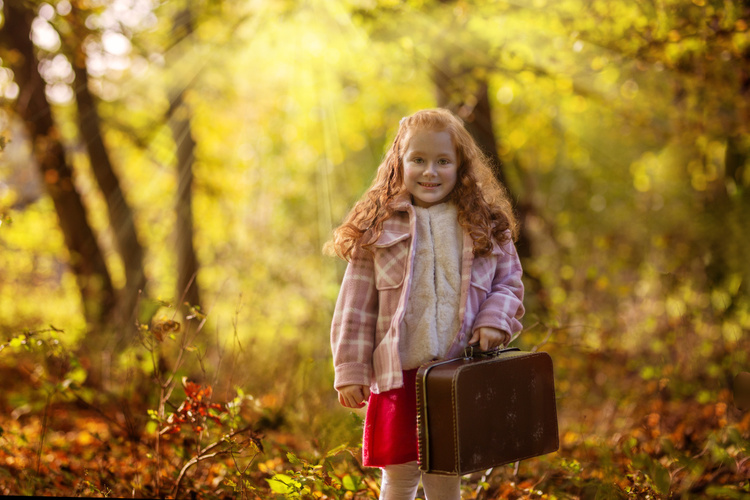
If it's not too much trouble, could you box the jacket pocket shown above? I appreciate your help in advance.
[373,230,410,290]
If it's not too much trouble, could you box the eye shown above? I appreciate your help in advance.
[438,158,451,165]
[411,157,424,164]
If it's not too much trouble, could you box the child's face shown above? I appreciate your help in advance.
[402,129,458,208]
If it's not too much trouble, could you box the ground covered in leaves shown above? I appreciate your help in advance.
[0,340,748,499]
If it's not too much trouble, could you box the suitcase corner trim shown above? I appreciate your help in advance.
[416,358,459,473]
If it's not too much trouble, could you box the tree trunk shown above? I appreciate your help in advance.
[704,134,750,287]
[169,8,201,310]
[725,136,746,188]
[71,52,147,323]
[433,67,535,261]
[169,92,201,309]
[3,1,115,325]
[434,75,506,186]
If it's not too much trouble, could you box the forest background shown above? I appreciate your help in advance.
[0,0,748,498]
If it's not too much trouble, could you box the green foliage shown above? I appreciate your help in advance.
[623,439,671,496]
[1,0,749,498]
[3,0,749,368]
[266,448,374,499]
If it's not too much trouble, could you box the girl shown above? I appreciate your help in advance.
[328,108,524,500]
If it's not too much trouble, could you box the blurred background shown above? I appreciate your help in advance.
[0,0,748,497]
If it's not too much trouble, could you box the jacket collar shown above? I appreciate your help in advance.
[391,191,413,212]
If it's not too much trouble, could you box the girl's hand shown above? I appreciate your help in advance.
[337,384,371,408]
[469,327,511,351]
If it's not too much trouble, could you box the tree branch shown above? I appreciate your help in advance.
[171,425,260,498]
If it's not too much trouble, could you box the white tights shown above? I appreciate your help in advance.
[379,461,461,500]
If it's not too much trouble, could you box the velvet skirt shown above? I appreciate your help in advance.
[362,369,419,468]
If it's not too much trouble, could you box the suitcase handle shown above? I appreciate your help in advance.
[463,344,520,359]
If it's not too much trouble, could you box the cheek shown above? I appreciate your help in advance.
[402,166,411,183]
[400,164,409,183]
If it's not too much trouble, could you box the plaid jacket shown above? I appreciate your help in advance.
[331,197,525,393]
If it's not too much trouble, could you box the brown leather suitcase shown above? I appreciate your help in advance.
[416,347,559,475]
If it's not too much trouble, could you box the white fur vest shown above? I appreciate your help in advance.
[399,202,463,369]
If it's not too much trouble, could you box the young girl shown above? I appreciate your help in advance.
[328,108,524,500]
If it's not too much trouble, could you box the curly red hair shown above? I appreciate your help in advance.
[326,108,518,261]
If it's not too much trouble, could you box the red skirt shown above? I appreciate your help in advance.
[362,369,419,467]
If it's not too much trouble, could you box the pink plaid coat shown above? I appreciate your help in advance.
[331,196,525,393]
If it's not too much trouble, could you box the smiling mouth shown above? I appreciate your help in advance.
[419,182,441,187]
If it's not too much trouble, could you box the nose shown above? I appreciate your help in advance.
[423,162,438,177]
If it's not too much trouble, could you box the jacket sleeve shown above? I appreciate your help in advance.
[471,236,525,338]
[330,245,379,390]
